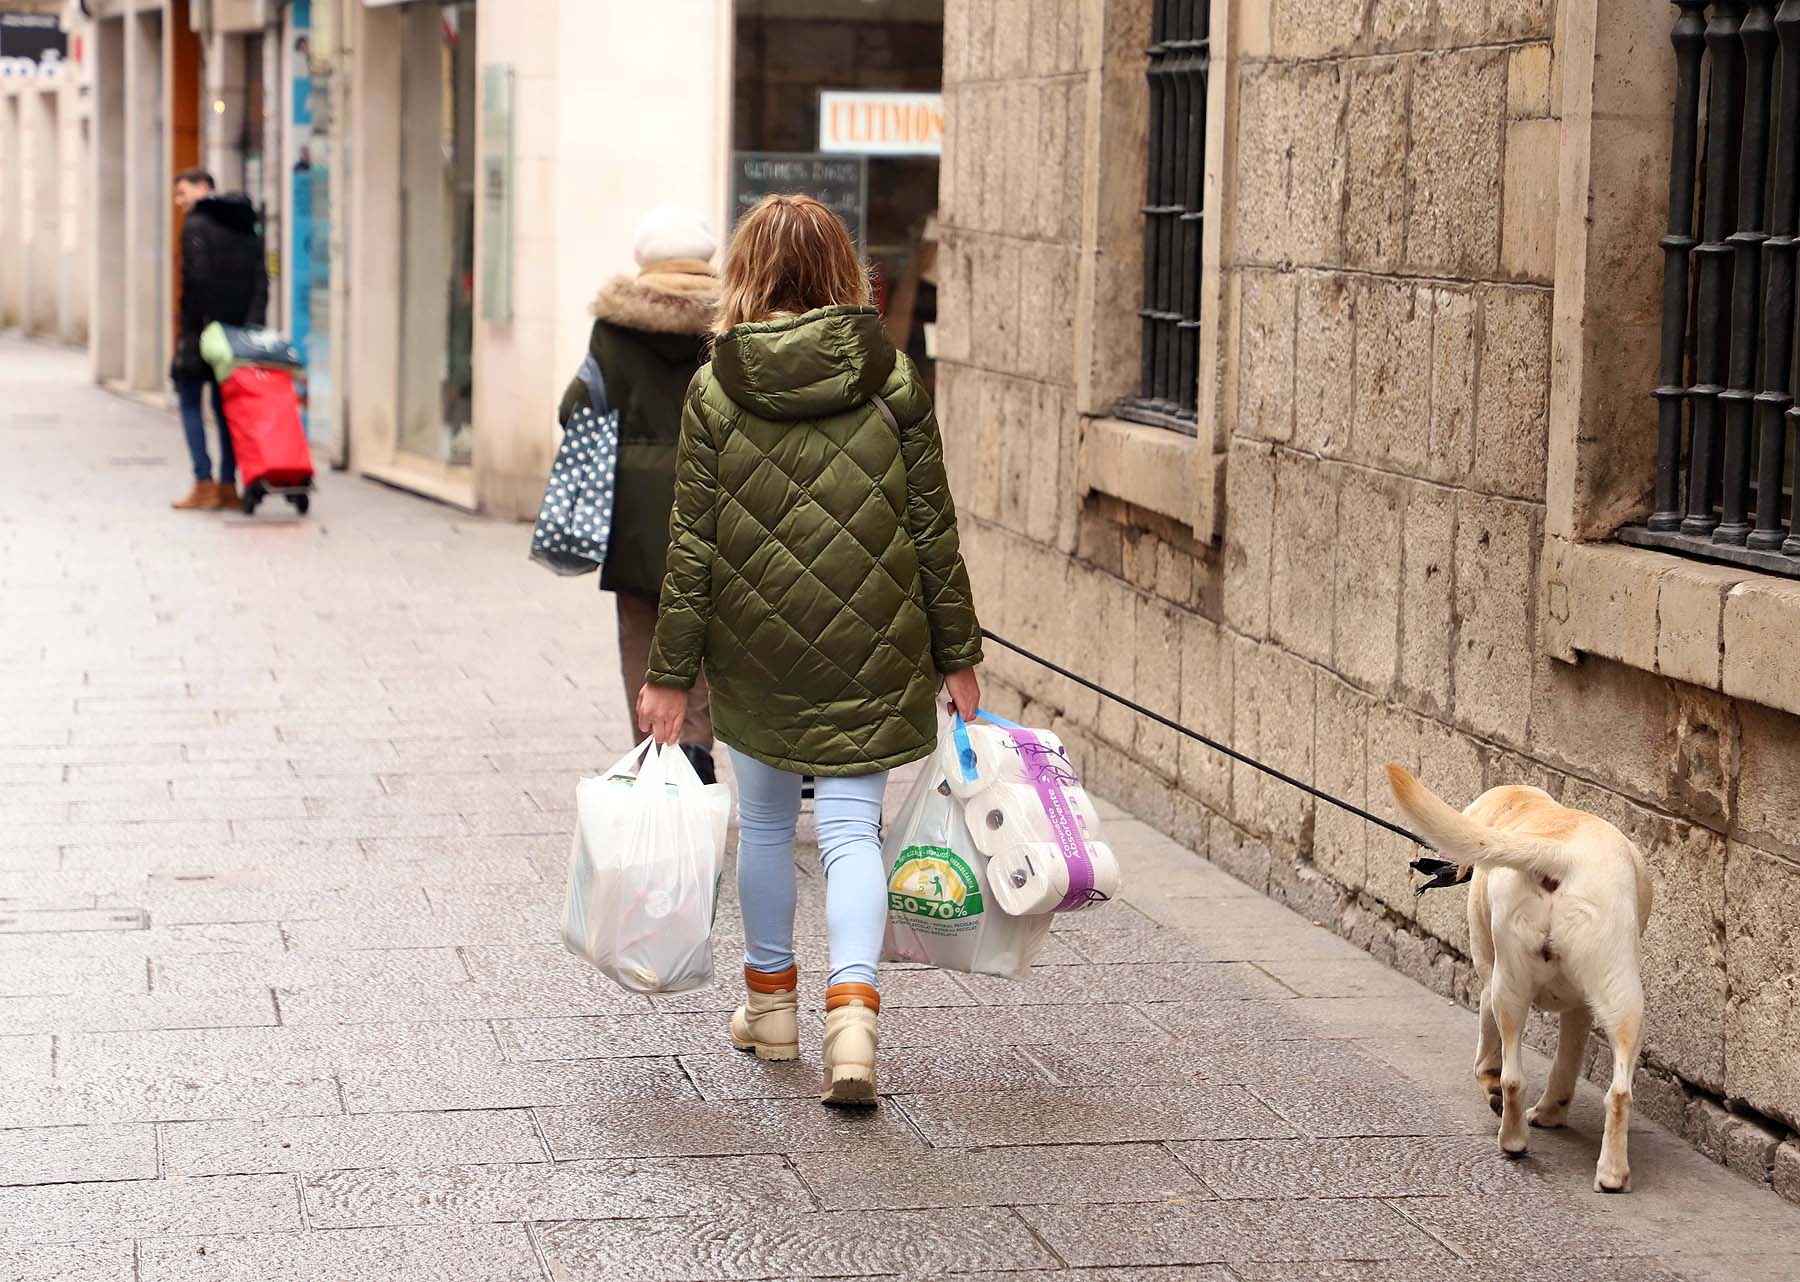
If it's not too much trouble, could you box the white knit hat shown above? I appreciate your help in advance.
[633,207,717,268]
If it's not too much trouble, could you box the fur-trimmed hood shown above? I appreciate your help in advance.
[591,259,719,337]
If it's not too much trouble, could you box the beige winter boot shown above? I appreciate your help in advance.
[728,964,799,1061]
[820,982,880,1107]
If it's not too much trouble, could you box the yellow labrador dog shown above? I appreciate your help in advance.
[1386,765,1653,1193]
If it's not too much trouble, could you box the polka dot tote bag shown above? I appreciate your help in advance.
[531,354,621,577]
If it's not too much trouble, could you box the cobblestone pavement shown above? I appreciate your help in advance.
[4,333,1800,1281]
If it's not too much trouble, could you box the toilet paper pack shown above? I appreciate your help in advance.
[964,782,1102,858]
[988,841,1123,916]
[881,719,1053,979]
[946,721,1075,798]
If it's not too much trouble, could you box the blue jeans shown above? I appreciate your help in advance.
[727,746,888,990]
[175,375,233,485]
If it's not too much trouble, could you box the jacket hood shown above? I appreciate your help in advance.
[590,260,719,337]
[710,305,896,421]
[194,193,259,234]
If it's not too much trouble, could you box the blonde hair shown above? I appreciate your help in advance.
[716,194,871,333]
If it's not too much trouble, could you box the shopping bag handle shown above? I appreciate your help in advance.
[950,709,1025,784]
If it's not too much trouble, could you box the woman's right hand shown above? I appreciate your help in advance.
[945,666,981,723]
[636,681,690,746]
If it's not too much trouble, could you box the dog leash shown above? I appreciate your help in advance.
[977,629,1458,889]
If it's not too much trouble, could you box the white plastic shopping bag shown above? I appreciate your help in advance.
[561,738,731,994]
[881,711,1053,979]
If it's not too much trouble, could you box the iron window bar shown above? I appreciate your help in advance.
[1117,0,1210,437]
[1630,1,1800,577]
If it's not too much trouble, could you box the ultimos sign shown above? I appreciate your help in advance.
[0,13,67,79]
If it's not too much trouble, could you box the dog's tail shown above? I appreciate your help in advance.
[1385,764,1578,886]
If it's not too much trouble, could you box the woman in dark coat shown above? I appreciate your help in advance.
[558,209,720,781]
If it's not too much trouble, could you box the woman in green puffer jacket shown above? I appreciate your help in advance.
[636,194,984,1106]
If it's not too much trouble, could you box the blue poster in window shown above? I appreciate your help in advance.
[290,0,314,427]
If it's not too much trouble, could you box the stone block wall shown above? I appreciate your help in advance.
[938,0,1800,1199]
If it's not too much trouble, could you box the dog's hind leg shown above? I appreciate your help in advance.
[1529,1006,1591,1130]
[1491,982,1532,1156]
[1594,989,1644,1193]
[1474,986,1503,1115]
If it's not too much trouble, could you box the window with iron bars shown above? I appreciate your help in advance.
[1624,1,1800,577]
[1117,0,1210,437]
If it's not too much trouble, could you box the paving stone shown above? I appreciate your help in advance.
[1247,955,1435,1000]
[896,1085,1294,1147]
[56,1024,507,1092]
[0,906,149,934]
[99,886,350,926]
[279,973,649,1025]
[0,1172,299,1244]
[0,1067,343,1128]
[0,1036,51,1075]
[136,1223,544,1282]
[537,1096,924,1159]
[0,921,285,959]
[338,1055,694,1113]
[797,1141,1204,1210]
[678,1043,1049,1100]
[874,1002,1171,1048]
[0,953,147,997]
[154,947,468,994]
[1173,1038,1490,1139]
[0,1242,135,1282]
[1023,1039,1215,1088]
[957,961,1293,1006]
[1018,1197,1450,1267]
[1172,1136,1548,1199]
[163,1109,544,1176]
[1067,920,1365,964]
[0,989,276,1035]
[1230,1262,1682,1282]
[0,1124,158,1186]
[1143,996,1471,1044]
[304,1154,812,1228]
[536,1209,1057,1280]
[1387,1194,1648,1262]
[283,905,548,951]
[496,1012,794,1061]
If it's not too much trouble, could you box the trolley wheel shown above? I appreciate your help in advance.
[240,481,264,515]
[287,492,310,515]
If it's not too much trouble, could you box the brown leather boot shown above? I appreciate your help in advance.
[214,482,241,510]
[728,965,799,1061]
[172,481,219,510]
[821,982,880,1106]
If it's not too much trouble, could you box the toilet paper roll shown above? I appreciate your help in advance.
[965,782,1101,858]
[946,723,1077,798]
[988,841,1121,916]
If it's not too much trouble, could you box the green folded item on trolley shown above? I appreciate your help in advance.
[200,321,304,384]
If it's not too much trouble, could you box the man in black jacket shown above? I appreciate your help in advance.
[170,170,268,511]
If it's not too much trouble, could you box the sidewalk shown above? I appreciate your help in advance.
[3,333,1799,1281]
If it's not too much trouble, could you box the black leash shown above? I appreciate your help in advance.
[979,628,1438,856]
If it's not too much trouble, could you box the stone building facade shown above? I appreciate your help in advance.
[939,0,1800,1199]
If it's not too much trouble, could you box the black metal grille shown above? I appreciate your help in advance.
[1119,0,1209,436]
[1628,1,1800,576]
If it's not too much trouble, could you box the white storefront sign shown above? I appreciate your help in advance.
[818,90,943,158]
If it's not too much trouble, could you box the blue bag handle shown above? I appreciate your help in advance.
[577,352,609,417]
[950,709,1025,784]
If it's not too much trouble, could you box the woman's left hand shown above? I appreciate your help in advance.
[636,682,689,746]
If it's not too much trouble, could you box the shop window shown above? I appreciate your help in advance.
[732,0,943,391]
[396,0,476,466]
[1121,0,1210,435]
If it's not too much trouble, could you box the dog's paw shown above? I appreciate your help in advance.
[1594,1167,1631,1194]
[1499,1134,1530,1159]
[1527,1101,1569,1129]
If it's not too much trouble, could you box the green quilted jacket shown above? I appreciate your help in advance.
[646,304,983,776]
